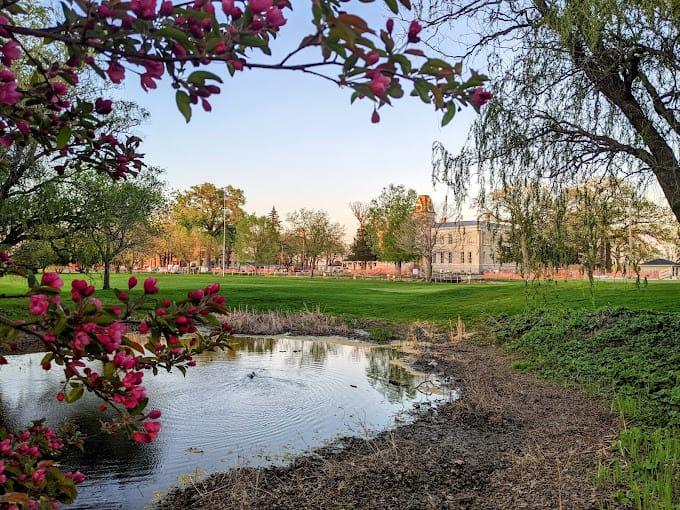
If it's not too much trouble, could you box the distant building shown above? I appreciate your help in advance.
[639,258,680,279]
[431,220,511,274]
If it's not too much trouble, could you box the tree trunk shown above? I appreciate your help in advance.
[425,256,433,282]
[103,261,111,290]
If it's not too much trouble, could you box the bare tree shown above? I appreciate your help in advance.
[349,201,371,229]
[396,199,449,281]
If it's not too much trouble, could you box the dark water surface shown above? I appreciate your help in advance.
[0,336,443,509]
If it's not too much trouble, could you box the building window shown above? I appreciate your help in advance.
[440,252,445,264]
[447,233,453,244]
[468,252,472,263]
[448,252,452,264]
[460,252,465,263]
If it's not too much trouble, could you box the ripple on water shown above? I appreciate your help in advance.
[0,337,445,509]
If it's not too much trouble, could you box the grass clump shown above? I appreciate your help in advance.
[491,308,680,509]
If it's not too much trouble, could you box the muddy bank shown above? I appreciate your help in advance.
[158,339,620,510]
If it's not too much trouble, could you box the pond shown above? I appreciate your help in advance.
[0,336,445,509]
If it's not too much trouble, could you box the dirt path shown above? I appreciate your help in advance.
[159,340,620,509]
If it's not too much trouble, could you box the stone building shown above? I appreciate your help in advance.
[431,220,510,275]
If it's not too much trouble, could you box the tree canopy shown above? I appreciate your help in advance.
[421,0,680,222]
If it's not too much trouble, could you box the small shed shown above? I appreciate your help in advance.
[639,258,680,279]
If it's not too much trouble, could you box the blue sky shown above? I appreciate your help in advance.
[116,2,480,234]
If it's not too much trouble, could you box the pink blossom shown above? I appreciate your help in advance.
[107,60,125,84]
[32,468,46,484]
[1,40,21,65]
[139,321,149,334]
[143,421,161,439]
[187,289,204,301]
[28,294,49,316]
[0,80,21,105]
[128,276,138,289]
[204,283,220,295]
[369,72,391,96]
[131,0,158,19]
[16,120,29,136]
[143,277,159,294]
[221,0,241,16]
[148,409,162,419]
[56,391,64,402]
[66,471,85,484]
[365,51,380,66]
[160,1,174,16]
[386,18,394,34]
[249,0,272,13]
[41,272,64,290]
[95,97,113,114]
[72,331,91,354]
[266,7,286,28]
[407,20,422,43]
[470,87,493,107]
[133,431,152,443]
[371,109,380,123]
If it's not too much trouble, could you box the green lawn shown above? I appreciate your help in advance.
[1,273,679,324]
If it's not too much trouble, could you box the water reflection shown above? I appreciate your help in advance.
[0,337,442,509]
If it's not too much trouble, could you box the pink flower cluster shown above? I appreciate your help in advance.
[3,270,231,505]
[470,87,493,107]
[0,422,82,508]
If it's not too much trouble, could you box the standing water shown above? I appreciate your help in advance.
[0,336,443,509]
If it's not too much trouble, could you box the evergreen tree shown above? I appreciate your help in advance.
[349,227,376,268]
[268,206,282,231]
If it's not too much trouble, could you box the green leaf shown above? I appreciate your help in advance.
[129,397,148,416]
[441,104,456,126]
[414,81,431,103]
[187,70,223,86]
[384,0,399,14]
[175,91,192,123]
[391,54,412,75]
[65,385,84,403]
[56,127,72,149]
[239,34,268,49]
[155,27,192,49]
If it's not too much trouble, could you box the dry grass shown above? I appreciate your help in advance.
[222,307,352,337]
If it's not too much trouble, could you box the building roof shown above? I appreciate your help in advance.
[640,258,680,266]
[436,220,508,230]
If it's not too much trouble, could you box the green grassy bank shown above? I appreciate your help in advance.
[1,273,679,323]
[492,308,680,509]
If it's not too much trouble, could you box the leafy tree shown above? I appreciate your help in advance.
[69,169,164,289]
[483,182,571,279]
[486,179,673,281]
[152,215,202,269]
[286,209,344,276]
[235,214,280,271]
[366,184,419,273]
[173,183,244,269]
[424,0,680,223]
